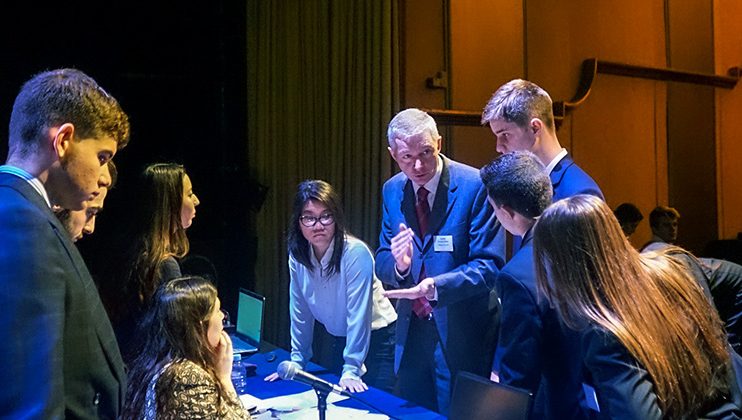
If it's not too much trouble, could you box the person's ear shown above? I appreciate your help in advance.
[529,118,543,136]
[387,145,396,161]
[435,137,442,152]
[500,204,517,219]
[53,123,76,159]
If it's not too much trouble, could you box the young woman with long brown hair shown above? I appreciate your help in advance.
[123,276,250,419]
[109,163,200,360]
[533,194,740,419]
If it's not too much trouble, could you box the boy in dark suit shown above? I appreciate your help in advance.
[0,69,129,419]
[480,151,586,419]
[482,79,603,202]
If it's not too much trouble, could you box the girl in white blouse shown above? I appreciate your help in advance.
[268,180,397,392]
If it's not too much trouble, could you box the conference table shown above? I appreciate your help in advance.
[241,345,444,419]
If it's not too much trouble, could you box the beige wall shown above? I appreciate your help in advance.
[401,0,741,250]
[448,0,524,167]
[526,1,668,248]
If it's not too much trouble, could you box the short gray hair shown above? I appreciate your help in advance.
[386,108,440,148]
[481,79,554,132]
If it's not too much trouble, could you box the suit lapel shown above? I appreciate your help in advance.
[425,156,456,249]
[549,153,574,192]
[521,225,535,248]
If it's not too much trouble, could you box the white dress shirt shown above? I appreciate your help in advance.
[288,235,397,380]
[544,148,568,175]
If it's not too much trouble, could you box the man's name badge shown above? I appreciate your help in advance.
[434,235,453,252]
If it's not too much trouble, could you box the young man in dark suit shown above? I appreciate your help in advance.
[376,108,503,415]
[480,151,587,419]
[482,79,604,202]
[0,69,129,419]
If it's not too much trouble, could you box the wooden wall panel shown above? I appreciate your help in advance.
[714,0,742,239]
[571,77,667,248]
[666,0,716,254]
[526,0,667,247]
[403,0,741,247]
[448,0,524,168]
[402,0,447,109]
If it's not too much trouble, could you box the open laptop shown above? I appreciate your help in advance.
[449,371,532,420]
[230,289,265,355]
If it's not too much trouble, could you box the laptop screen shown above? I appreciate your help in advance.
[449,372,531,420]
[236,289,265,343]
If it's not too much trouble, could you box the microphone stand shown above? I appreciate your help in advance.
[313,387,329,420]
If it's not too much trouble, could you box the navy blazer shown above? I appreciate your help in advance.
[375,156,503,375]
[0,173,125,419]
[494,230,586,419]
[701,258,742,355]
[550,154,604,201]
[581,327,742,419]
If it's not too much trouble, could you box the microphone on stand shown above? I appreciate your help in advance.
[277,361,350,397]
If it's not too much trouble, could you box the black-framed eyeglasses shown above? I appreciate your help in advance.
[300,213,335,227]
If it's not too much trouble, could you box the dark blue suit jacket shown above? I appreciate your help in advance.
[550,153,604,201]
[513,153,604,255]
[494,229,586,419]
[579,254,742,419]
[375,156,503,376]
[0,173,125,419]
[701,258,742,355]
[581,327,742,419]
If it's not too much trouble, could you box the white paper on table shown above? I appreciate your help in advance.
[239,393,263,412]
[258,389,349,412]
[273,404,389,420]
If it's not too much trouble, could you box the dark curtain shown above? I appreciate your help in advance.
[247,0,400,347]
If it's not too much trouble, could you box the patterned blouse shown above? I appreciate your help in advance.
[143,359,251,419]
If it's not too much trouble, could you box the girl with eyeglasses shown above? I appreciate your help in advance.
[266,180,397,393]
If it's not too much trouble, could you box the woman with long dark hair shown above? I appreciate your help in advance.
[533,195,740,418]
[129,163,199,301]
[267,180,397,392]
[123,276,250,419]
[112,163,200,358]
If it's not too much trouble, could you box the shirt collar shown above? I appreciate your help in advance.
[0,165,52,208]
[310,237,336,271]
[544,148,568,175]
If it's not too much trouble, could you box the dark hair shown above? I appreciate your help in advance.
[126,163,190,304]
[613,202,643,225]
[481,79,555,132]
[8,68,129,158]
[479,151,552,218]
[649,205,680,228]
[123,276,224,418]
[287,180,346,275]
[55,209,73,231]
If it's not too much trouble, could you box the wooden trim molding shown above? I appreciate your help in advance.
[425,58,740,127]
